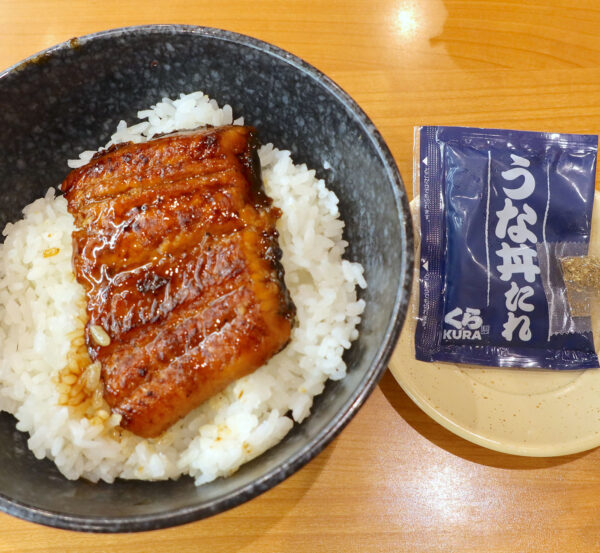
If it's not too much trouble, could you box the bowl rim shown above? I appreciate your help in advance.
[0,23,414,532]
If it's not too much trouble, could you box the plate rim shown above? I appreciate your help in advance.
[389,361,600,457]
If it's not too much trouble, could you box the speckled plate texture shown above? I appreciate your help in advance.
[390,196,600,457]
[0,25,412,532]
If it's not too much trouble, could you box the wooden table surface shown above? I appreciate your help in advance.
[2,0,600,551]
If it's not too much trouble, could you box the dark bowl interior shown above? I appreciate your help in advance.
[0,25,412,532]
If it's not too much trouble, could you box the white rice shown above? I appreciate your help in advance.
[0,91,366,485]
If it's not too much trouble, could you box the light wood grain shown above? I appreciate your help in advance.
[2,1,600,551]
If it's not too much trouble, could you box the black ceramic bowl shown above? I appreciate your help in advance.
[0,25,412,532]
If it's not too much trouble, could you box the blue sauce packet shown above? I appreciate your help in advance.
[415,126,599,369]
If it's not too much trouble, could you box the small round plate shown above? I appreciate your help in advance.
[389,195,600,457]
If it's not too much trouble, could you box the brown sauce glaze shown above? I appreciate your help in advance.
[61,126,295,438]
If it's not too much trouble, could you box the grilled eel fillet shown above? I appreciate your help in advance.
[61,125,295,438]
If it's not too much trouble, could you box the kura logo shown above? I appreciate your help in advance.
[443,307,483,340]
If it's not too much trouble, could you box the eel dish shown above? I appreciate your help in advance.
[61,125,296,438]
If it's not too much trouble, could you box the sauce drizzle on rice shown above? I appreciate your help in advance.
[55,296,114,428]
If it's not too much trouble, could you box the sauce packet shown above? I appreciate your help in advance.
[414,126,599,369]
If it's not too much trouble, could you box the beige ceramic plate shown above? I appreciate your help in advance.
[389,194,600,456]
